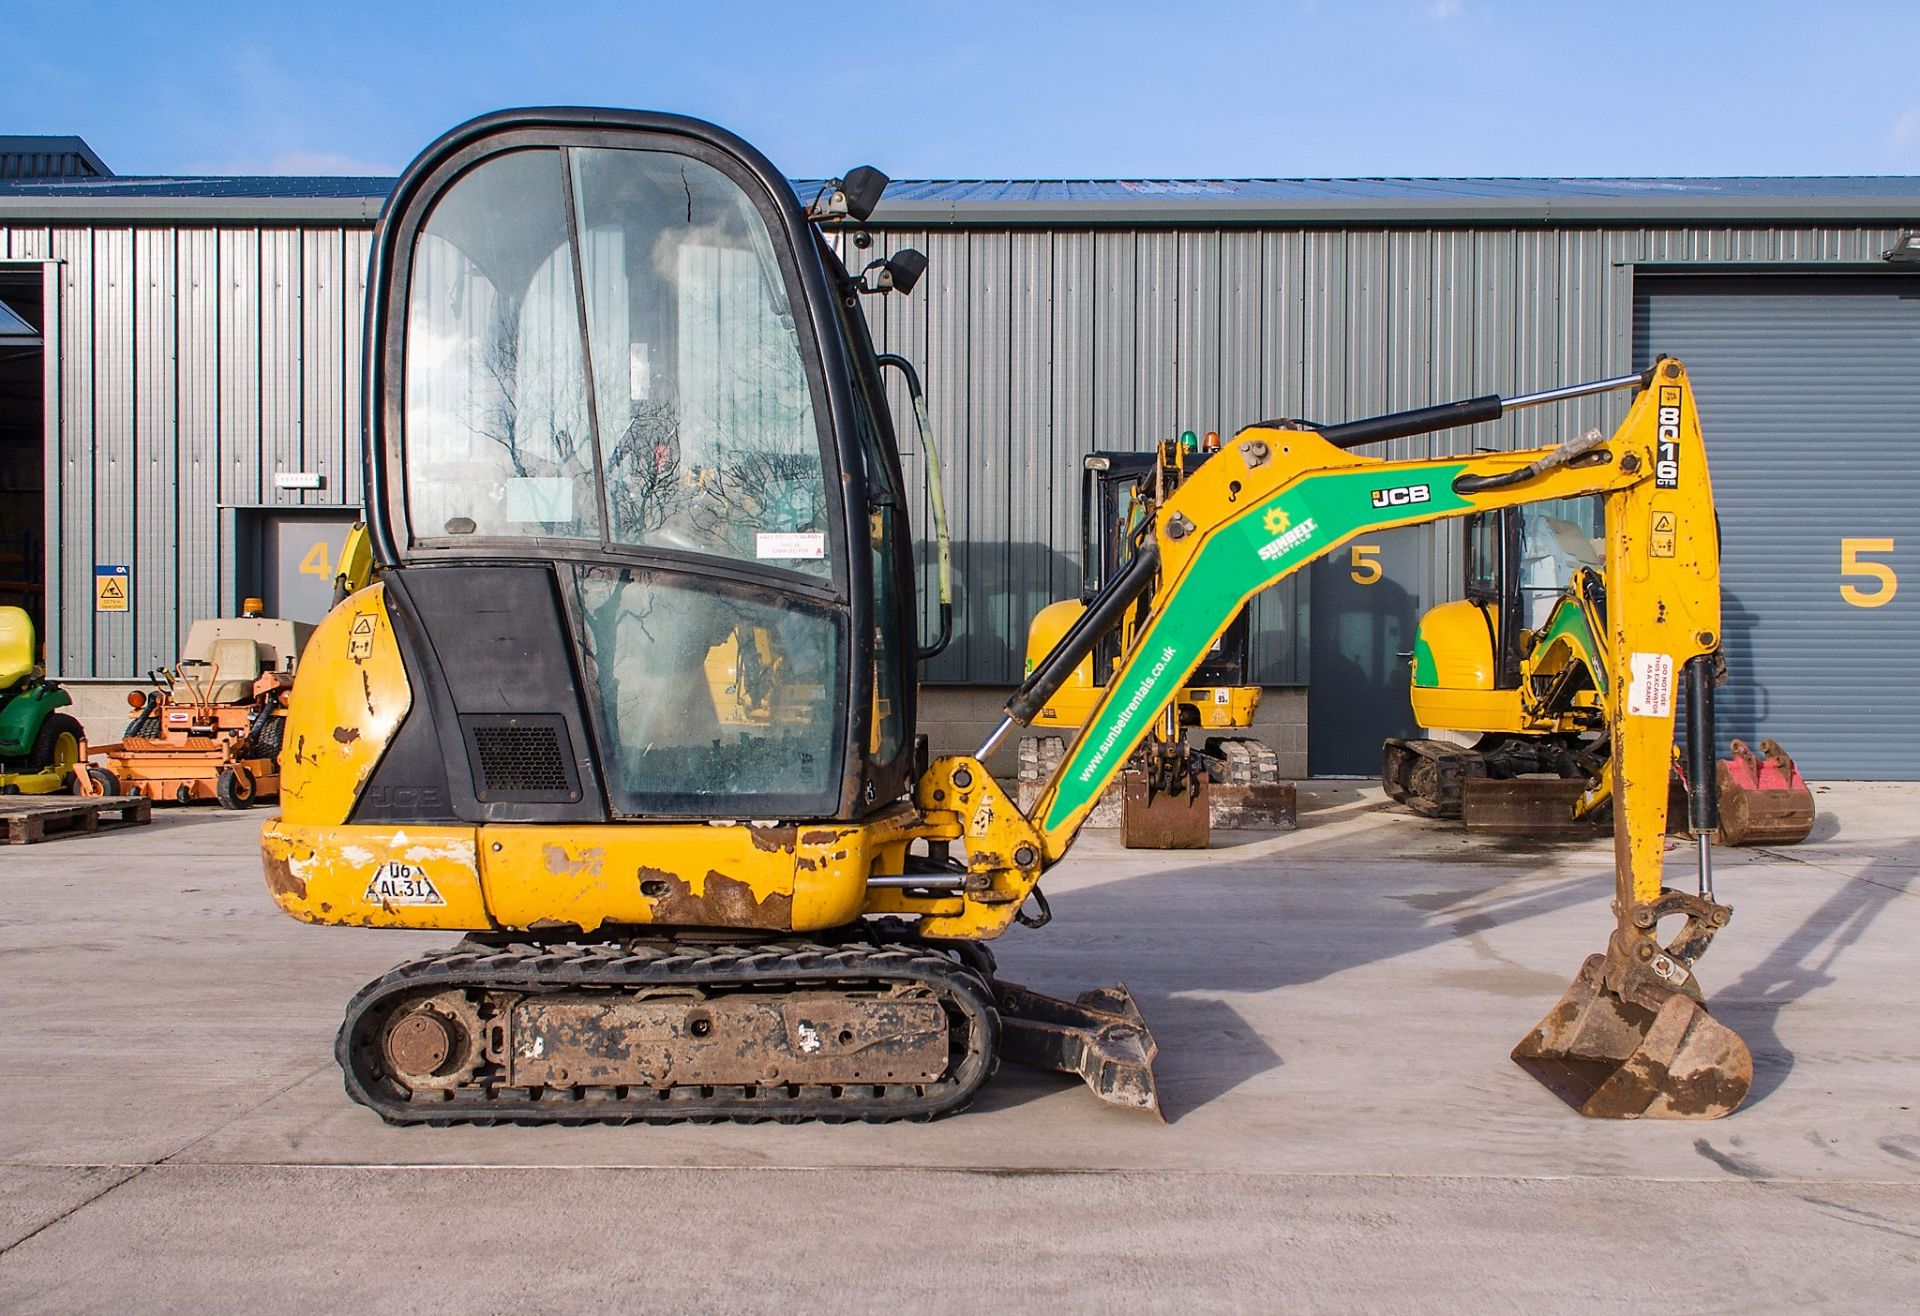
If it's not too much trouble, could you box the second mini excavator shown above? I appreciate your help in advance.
[264,107,1753,1126]
[1382,496,1816,845]
[1017,439,1295,847]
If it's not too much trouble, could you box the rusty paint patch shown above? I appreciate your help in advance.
[331,726,361,745]
[541,844,605,877]
[798,829,842,846]
[642,868,793,929]
[749,825,799,853]
[263,854,307,901]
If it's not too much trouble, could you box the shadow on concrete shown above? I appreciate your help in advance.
[1713,852,1913,1106]
[989,813,1608,1123]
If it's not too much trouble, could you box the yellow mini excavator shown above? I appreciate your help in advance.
[1017,440,1295,847]
[264,108,1753,1125]
[1383,497,1816,845]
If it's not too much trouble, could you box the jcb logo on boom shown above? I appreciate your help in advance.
[1371,484,1432,510]
[1655,385,1682,489]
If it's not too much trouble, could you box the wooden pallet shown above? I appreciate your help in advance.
[0,794,154,844]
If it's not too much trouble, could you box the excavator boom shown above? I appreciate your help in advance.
[953,358,1749,1117]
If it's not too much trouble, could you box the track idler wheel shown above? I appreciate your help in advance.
[1512,894,1751,1119]
[377,991,484,1091]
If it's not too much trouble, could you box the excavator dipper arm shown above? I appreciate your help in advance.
[914,358,1750,1118]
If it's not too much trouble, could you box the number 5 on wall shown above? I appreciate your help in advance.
[1839,538,1897,608]
[1350,544,1382,586]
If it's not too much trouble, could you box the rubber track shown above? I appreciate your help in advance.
[337,935,1001,1127]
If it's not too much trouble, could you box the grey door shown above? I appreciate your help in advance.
[1308,527,1427,775]
[260,513,360,625]
[1636,273,1920,779]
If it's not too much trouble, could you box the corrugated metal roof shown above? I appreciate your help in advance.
[0,174,389,198]
[846,175,1920,225]
[3,169,1917,226]
[0,134,111,180]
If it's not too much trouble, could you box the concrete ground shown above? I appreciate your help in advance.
[0,782,1914,1313]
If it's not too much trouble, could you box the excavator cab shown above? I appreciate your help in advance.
[347,110,920,828]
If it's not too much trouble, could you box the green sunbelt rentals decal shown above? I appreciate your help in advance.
[1041,465,1471,832]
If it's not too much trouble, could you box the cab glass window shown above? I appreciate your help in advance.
[575,567,843,811]
[403,149,600,541]
[571,148,829,577]
[401,145,830,579]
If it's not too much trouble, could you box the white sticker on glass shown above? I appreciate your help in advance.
[1627,652,1675,718]
[505,477,574,523]
[756,531,826,560]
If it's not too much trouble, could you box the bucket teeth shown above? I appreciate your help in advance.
[1513,951,1752,1119]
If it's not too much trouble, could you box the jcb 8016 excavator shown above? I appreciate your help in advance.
[1383,497,1815,845]
[264,108,1752,1124]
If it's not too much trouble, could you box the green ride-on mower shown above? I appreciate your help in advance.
[0,606,100,796]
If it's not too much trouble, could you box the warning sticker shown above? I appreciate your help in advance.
[755,531,826,561]
[364,861,446,907]
[1627,652,1675,718]
[94,565,130,612]
[1650,510,1677,559]
[348,613,375,661]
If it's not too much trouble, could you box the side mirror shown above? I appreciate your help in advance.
[883,248,927,295]
[806,165,890,223]
[856,247,928,296]
[839,166,888,222]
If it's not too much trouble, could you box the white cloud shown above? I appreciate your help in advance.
[1430,0,1461,19]
[1893,106,1920,151]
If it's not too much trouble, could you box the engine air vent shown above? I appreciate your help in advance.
[458,714,581,802]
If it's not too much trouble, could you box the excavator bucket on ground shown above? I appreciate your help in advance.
[1716,738,1815,847]
[1514,899,1752,1119]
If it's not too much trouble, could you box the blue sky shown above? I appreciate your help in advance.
[5,1,1918,181]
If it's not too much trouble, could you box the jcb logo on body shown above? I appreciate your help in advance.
[1371,484,1432,510]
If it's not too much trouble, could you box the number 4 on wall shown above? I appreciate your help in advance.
[299,540,332,579]
[1839,538,1897,608]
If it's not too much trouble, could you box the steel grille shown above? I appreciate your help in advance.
[470,723,570,794]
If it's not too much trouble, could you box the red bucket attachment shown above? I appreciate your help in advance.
[1717,738,1814,847]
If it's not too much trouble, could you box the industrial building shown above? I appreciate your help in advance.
[1,135,1914,776]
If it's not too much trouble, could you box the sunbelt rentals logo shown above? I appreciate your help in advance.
[1257,506,1318,562]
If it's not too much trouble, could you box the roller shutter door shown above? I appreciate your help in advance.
[1635,273,1920,779]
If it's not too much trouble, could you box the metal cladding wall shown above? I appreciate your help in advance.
[8,197,1911,718]
[847,222,1909,695]
[1636,273,1920,779]
[3,222,371,678]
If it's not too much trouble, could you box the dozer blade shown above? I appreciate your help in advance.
[994,980,1163,1117]
[1512,951,1751,1119]
[1461,776,1603,836]
[1716,739,1814,847]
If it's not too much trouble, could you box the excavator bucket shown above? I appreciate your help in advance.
[1512,950,1751,1119]
[995,980,1163,1117]
[1716,739,1814,847]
